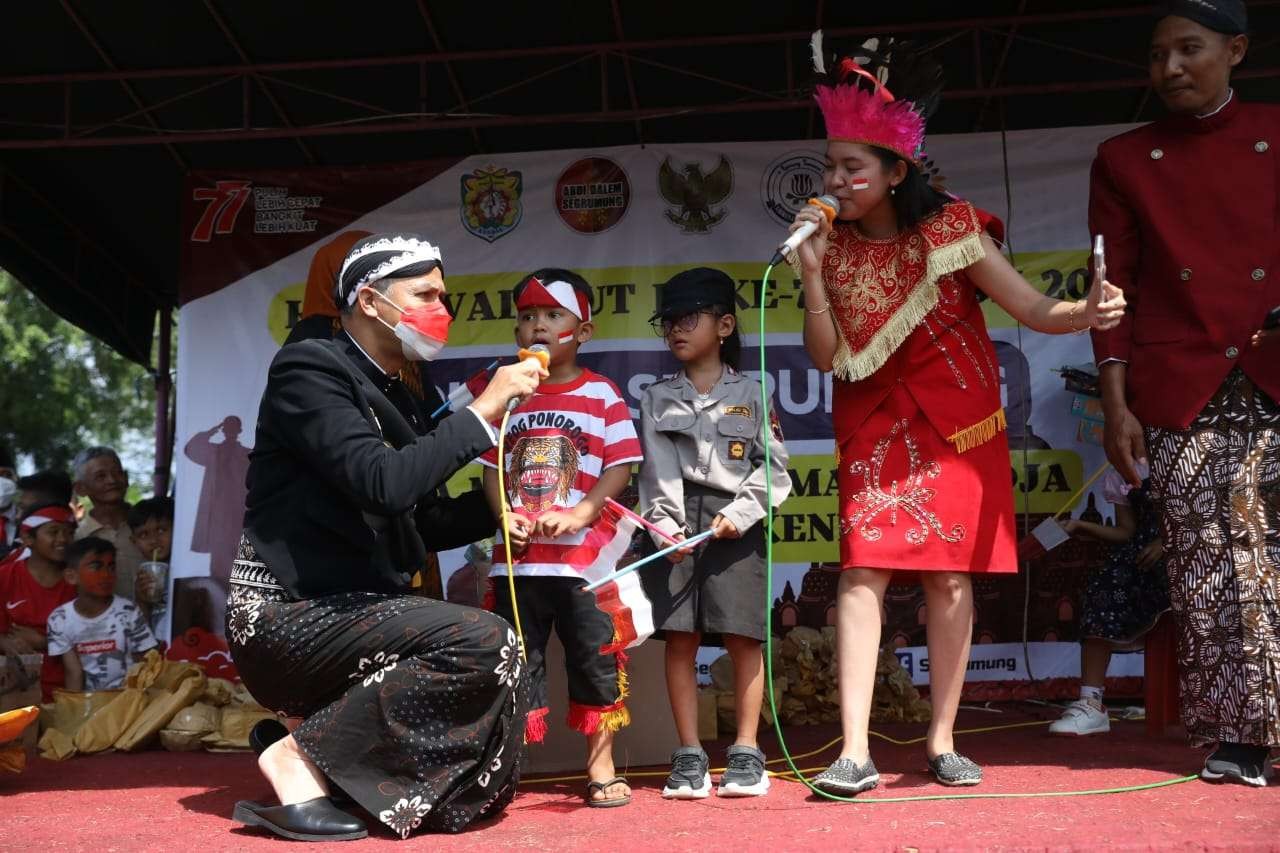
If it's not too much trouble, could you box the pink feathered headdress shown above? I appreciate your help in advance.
[811,33,941,164]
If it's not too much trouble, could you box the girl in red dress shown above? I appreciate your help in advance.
[789,35,1126,793]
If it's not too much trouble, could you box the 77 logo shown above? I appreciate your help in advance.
[190,180,252,242]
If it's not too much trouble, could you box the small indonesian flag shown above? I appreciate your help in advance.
[1016,517,1071,562]
[564,501,657,653]
[434,359,501,417]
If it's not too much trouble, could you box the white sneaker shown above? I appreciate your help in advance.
[1049,699,1111,736]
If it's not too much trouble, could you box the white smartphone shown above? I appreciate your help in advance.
[1092,234,1106,285]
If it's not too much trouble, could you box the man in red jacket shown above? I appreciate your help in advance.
[1090,0,1278,787]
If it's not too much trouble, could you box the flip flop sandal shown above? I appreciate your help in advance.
[585,776,632,808]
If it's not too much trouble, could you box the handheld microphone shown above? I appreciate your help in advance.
[771,195,839,266]
[508,343,550,412]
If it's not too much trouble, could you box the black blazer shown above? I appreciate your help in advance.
[243,334,495,599]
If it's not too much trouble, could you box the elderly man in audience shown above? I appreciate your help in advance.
[72,447,145,603]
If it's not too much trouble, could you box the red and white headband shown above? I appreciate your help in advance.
[516,276,591,323]
[20,504,75,532]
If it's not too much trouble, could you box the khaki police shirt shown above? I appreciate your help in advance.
[638,368,791,545]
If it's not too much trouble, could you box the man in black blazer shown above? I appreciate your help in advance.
[228,233,544,841]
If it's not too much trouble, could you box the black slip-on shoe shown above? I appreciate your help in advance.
[1202,742,1274,788]
[232,797,368,841]
[250,721,356,809]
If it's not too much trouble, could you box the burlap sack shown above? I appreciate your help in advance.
[200,678,235,707]
[73,688,149,754]
[115,673,207,752]
[126,650,202,692]
[38,727,77,761]
[159,702,221,752]
[126,649,164,689]
[46,689,122,739]
[201,706,274,751]
[168,702,221,735]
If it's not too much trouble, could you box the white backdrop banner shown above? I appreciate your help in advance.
[175,125,1136,685]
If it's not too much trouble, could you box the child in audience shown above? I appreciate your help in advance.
[480,268,642,808]
[1050,462,1168,735]
[0,503,77,700]
[638,267,792,798]
[129,497,174,620]
[46,537,157,692]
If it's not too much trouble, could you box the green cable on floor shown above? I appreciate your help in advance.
[755,262,1201,804]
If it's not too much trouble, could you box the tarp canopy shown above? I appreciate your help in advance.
[2,0,1278,365]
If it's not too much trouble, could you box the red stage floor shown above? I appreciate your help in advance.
[3,706,1277,851]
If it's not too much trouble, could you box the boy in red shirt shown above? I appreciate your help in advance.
[481,269,643,808]
[0,503,77,700]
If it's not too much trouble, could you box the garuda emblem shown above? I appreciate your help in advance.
[658,155,733,234]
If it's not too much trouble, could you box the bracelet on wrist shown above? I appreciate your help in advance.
[1067,301,1088,335]
[805,302,831,316]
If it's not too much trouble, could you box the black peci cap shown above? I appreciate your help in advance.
[651,267,736,321]
[1158,0,1247,34]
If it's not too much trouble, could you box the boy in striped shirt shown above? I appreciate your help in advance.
[481,268,642,809]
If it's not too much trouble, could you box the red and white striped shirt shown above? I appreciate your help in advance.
[480,368,642,578]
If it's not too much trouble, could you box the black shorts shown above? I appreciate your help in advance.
[491,575,626,740]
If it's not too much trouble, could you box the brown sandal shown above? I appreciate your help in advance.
[585,776,631,808]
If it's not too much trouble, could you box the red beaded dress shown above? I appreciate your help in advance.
[822,199,1018,575]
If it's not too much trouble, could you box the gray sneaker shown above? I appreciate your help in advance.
[662,746,711,799]
[717,745,770,797]
[812,757,879,795]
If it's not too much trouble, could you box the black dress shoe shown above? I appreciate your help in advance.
[249,720,357,809]
[1202,742,1274,787]
[249,719,289,756]
[233,797,367,841]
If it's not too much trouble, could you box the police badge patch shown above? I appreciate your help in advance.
[460,166,523,242]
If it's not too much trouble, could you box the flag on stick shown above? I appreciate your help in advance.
[431,359,500,419]
[1016,462,1110,561]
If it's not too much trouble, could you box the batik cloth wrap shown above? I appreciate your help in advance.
[822,201,1018,574]
[1145,369,1280,747]
[226,536,528,838]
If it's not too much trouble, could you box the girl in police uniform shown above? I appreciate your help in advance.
[638,267,791,800]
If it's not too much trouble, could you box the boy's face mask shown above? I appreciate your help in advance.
[0,477,16,511]
[368,289,452,361]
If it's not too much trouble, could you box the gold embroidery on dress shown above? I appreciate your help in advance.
[823,202,986,382]
[929,276,996,388]
[842,418,966,546]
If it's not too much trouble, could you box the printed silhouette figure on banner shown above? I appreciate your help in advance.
[184,415,251,587]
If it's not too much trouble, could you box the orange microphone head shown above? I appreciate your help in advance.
[517,346,551,370]
[807,196,838,224]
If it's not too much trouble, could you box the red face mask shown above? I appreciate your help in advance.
[374,292,452,361]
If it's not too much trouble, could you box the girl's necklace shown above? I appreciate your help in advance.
[692,366,724,398]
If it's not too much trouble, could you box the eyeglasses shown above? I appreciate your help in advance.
[650,309,714,337]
